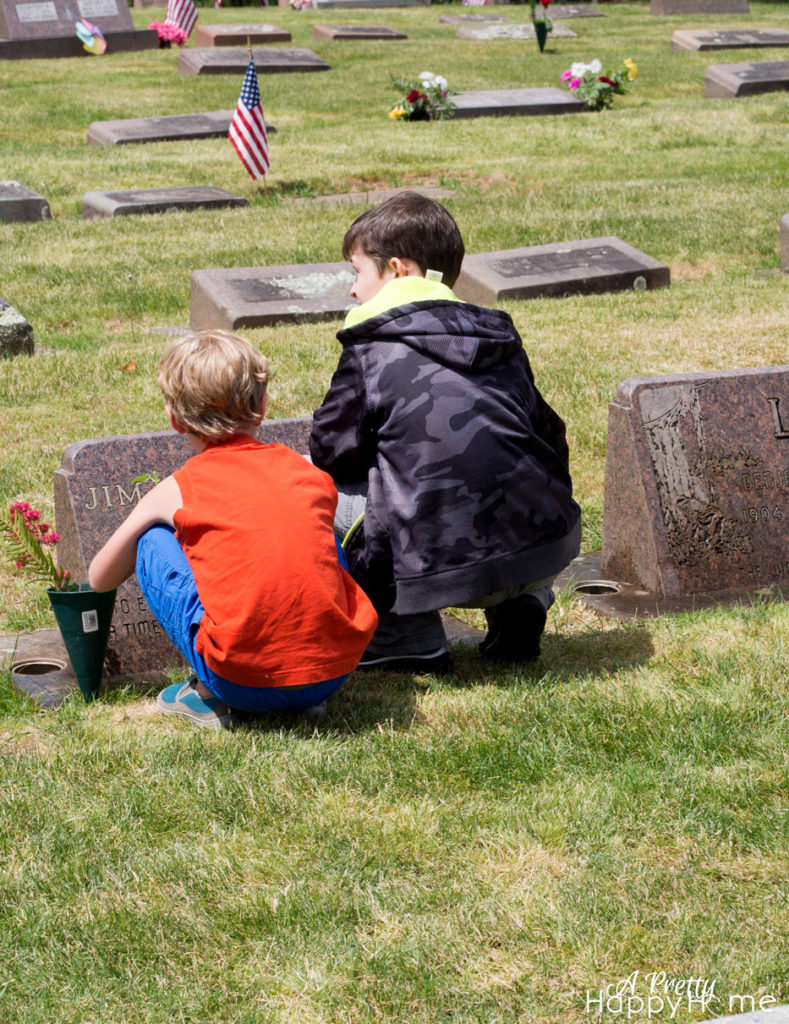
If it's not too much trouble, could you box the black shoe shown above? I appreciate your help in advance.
[479,594,547,663]
[355,646,452,674]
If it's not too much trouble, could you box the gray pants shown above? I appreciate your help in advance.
[335,485,555,657]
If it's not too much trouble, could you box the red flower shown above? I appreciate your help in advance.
[539,0,551,6]
[599,76,616,86]
[406,89,424,103]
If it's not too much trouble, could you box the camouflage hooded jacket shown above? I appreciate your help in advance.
[310,298,582,615]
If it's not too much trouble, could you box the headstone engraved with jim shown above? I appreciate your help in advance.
[651,0,749,14]
[0,0,158,58]
[190,263,355,330]
[87,111,277,147]
[178,47,331,76]
[0,180,50,222]
[593,367,789,615]
[456,22,577,40]
[0,297,34,357]
[454,238,669,305]
[313,23,406,39]
[450,88,584,119]
[82,186,248,219]
[193,23,291,47]
[53,419,314,682]
[705,60,789,98]
[672,28,789,52]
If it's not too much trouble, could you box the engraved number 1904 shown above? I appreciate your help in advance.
[740,506,784,524]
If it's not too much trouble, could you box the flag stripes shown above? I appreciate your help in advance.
[164,0,197,37]
[229,59,270,180]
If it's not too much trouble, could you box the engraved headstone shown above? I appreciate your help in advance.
[300,185,454,206]
[0,0,158,57]
[0,180,51,222]
[601,366,789,600]
[439,12,510,23]
[313,23,406,39]
[308,0,427,8]
[456,22,577,40]
[651,0,749,13]
[672,28,789,51]
[705,60,789,98]
[0,298,34,357]
[178,47,331,76]
[82,186,249,219]
[191,263,355,330]
[53,419,313,681]
[87,111,277,146]
[548,4,605,17]
[781,214,789,274]
[450,88,584,119]
[455,238,669,304]
[193,23,291,47]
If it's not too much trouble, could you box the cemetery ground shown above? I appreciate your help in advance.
[1,1,788,1021]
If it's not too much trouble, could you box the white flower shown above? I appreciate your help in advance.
[433,75,448,90]
[589,59,602,74]
[418,70,436,82]
[570,62,587,78]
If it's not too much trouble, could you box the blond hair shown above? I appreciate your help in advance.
[159,331,270,441]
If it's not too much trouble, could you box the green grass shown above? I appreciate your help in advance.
[1,3,789,1021]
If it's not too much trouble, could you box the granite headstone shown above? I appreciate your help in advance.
[454,238,669,304]
[651,0,749,13]
[190,263,355,330]
[82,187,249,219]
[672,28,789,51]
[313,23,406,39]
[307,0,428,8]
[439,12,510,23]
[601,366,789,599]
[0,298,34,357]
[53,418,313,681]
[87,111,277,146]
[0,180,51,222]
[456,22,577,40]
[705,60,789,98]
[178,47,331,76]
[193,23,292,47]
[450,88,584,119]
[0,0,158,57]
[548,4,605,17]
[300,185,454,206]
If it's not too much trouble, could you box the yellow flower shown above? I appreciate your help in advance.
[624,58,638,81]
[389,104,407,120]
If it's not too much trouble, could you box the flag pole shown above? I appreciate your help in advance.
[247,37,268,195]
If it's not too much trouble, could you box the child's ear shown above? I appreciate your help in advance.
[389,257,422,279]
[167,407,187,435]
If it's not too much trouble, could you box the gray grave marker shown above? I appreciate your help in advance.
[193,23,292,47]
[191,263,355,330]
[456,22,577,40]
[0,0,157,57]
[781,214,789,273]
[0,180,51,222]
[178,47,331,76]
[672,27,789,51]
[53,419,313,681]
[313,23,406,39]
[455,238,669,304]
[450,88,584,119]
[309,0,428,8]
[0,298,34,357]
[82,186,249,219]
[301,185,455,206]
[601,367,789,602]
[697,1006,789,1024]
[87,111,277,146]
[651,0,749,13]
[705,60,789,98]
[548,4,605,17]
[439,12,510,23]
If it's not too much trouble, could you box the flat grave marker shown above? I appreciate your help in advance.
[439,12,510,23]
[600,366,789,603]
[705,59,789,98]
[651,0,749,13]
[87,111,276,146]
[313,23,406,39]
[454,237,670,305]
[307,0,428,8]
[0,298,34,357]
[0,0,157,57]
[82,186,249,219]
[696,1006,789,1024]
[672,28,789,51]
[190,263,355,330]
[456,22,577,40]
[300,185,455,206]
[549,4,605,17]
[178,47,330,76]
[0,180,50,222]
[781,214,789,273]
[450,88,584,119]
[53,419,313,681]
[193,23,292,47]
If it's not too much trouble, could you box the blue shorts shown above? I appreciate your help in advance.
[135,525,350,713]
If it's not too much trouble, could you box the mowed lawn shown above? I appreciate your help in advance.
[0,2,788,1022]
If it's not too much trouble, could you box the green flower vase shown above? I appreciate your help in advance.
[47,583,117,702]
[534,18,549,53]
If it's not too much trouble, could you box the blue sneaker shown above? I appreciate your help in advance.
[156,676,237,730]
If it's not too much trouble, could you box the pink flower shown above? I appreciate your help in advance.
[561,70,573,82]
[569,78,581,90]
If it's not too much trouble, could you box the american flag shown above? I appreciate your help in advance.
[164,0,197,38]
[229,58,270,180]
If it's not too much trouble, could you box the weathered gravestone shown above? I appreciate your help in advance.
[86,111,278,147]
[313,23,406,39]
[300,184,454,206]
[601,366,789,602]
[781,214,789,273]
[548,4,605,17]
[439,12,510,23]
[307,0,428,8]
[454,238,669,304]
[672,28,789,51]
[82,186,248,219]
[191,263,355,330]
[0,0,158,58]
[651,0,749,14]
[456,22,577,40]
[705,60,789,98]
[53,418,313,681]
[178,47,330,76]
[450,88,584,119]
[0,297,34,357]
[193,23,292,47]
[0,180,50,222]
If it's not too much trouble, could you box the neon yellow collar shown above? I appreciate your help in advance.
[344,275,460,329]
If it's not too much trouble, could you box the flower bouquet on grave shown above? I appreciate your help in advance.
[1,500,116,702]
[561,57,638,111]
[389,71,456,122]
[147,21,188,47]
[530,0,552,53]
